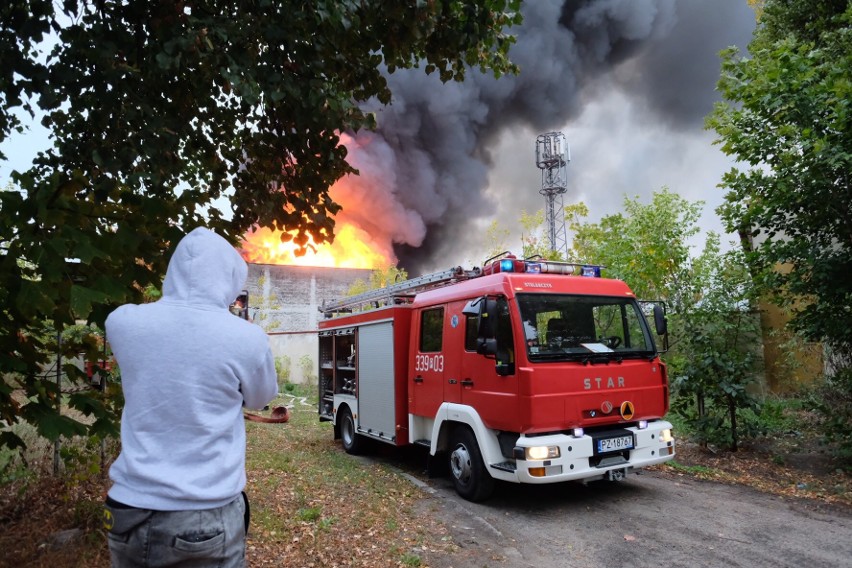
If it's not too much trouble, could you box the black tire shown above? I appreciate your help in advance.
[448,427,495,502]
[338,406,363,455]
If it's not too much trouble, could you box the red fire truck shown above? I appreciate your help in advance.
[318,253,674,501]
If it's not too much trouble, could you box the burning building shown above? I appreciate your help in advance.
[239,224,382,384]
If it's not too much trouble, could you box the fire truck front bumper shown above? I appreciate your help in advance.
[504,420,675,484]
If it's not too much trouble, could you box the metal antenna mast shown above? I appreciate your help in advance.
[535,132,570,259]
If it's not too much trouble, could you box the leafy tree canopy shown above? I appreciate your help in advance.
[707,0,851,352]
[569,189,703,307]
[0,0,521,450]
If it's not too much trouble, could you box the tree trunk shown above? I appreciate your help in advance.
[53,333,61,475]
[729,394,738,452]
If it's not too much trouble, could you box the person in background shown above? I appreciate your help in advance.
[103,227,278,567]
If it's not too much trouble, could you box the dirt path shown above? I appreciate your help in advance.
[413,469,852,568]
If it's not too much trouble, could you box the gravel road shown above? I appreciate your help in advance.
[408,468,852,568]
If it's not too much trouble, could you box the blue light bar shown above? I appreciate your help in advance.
[581,265,601,277]
[525,262,542,273]
[500,258,515,272]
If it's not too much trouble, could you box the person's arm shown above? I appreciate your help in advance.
[242,348,278,410]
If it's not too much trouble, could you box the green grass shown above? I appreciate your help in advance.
[296,506,322,522]
[242,390,453,565]
[401,552,422,567]
[665,460,717,476]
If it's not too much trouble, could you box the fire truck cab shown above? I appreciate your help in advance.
[318,254,675,501]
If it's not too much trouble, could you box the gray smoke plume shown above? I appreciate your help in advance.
[333,0,756,272]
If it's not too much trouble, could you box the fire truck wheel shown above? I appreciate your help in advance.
[339,406,363,455]
[449,427,495,502]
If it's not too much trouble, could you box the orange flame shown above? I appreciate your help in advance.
[240,135,400,269]
[240,222,391,269]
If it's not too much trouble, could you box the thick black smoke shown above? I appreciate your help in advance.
[332,0,756,273]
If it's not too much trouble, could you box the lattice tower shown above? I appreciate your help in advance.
[535,132,571,259]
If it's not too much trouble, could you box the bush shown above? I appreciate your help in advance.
[809,367,852,465]
[275,355,291,391]
[669,387,764,449]
[668,309,763,452]
[299,354,316,383]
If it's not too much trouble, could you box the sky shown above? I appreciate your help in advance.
[0,1,758,274]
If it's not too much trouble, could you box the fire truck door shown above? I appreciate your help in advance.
[459,296,519,432]
[442,307,466,404]
[410,305,449,418]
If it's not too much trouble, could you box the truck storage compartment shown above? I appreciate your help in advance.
[356,321,397,442]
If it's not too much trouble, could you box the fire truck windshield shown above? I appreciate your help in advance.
[516,293,656,361]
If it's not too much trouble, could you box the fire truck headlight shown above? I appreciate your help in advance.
[525,446,560,460]
[661,429,674,443]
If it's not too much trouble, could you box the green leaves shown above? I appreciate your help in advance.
[25,402,88,441]
[708,1,852,352]
[569,189,704,307]
[70,285,111,320]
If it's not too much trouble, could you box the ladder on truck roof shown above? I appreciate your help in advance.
[320,265,482,315]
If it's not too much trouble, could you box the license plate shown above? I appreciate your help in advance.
[597,435,634,453]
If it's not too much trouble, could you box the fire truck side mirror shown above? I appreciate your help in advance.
[477,337,498,357]
[653,304,667,336]
[480,298,498,336]
[477,299,500,358]
[652,303,670,353]
[466,297,500,358]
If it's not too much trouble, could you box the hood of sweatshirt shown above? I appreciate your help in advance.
[161,227,247,309]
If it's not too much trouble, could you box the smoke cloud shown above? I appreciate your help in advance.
[332,0,756,273]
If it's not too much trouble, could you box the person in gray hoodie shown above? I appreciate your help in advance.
[103,227,278,567]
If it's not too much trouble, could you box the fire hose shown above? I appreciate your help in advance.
[244,406,290,423]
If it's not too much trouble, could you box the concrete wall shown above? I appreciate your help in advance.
[245,264,372,384]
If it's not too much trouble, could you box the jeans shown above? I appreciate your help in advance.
[104,496,246,568]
